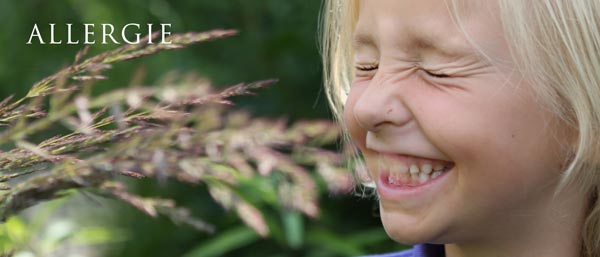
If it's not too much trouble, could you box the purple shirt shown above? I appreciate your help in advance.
[363,244,445,257]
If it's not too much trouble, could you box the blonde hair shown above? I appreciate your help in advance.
[320,0,600,256]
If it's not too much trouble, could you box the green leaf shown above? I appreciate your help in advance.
[239,176,278,205]
[5,216,28,243]
[0,216,27,253]
[182,226,260,257]
[72,226,130,245]
[0,229,14,253]
[282,211,303,249]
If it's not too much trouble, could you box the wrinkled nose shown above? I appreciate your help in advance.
[352,78,413,131]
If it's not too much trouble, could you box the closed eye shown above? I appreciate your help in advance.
[355,64,450,78]
[356,64,378,72]
[423,69,450,78]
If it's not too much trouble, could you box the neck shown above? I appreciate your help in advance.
[444,190,588,257]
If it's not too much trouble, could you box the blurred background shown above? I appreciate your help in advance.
[0,1,407,256]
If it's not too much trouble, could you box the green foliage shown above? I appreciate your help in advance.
[0,198,127,257]
[0,217,25,253]
[182,226,260,257]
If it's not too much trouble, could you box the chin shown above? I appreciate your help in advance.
[379,206,449,245]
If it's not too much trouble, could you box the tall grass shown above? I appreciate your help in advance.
[0,29,353,253]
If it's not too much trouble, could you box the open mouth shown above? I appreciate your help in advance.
[378,154,455,187]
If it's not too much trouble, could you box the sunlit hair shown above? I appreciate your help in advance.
[320,0,600,256]
[319,0,372,191]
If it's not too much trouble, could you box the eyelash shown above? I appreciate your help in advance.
[356,64,378,72]
[355,64,450,78]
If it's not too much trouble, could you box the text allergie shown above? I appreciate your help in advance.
[26,23,172,45]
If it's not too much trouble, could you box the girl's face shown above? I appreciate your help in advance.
[346,0,578,245]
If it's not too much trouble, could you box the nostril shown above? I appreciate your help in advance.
[353,90,412,131]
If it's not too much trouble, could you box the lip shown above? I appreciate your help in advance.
[377,151,452,164]
[376,163,453,204]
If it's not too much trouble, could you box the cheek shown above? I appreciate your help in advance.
[420,87,567,203]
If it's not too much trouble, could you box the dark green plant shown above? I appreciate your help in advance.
[0,29,354,254]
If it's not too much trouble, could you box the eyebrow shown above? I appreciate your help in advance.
[352,30,473,58]
[352,32,377,50]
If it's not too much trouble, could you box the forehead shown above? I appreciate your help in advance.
[353,0,498,58]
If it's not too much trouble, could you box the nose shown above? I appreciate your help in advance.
[352,75,413,131]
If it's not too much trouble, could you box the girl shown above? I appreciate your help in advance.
[321,1,600,257]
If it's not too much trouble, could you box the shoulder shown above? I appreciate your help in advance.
[360,244,445,257]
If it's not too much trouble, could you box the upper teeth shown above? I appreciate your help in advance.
[394,163,445,176]
[409,164,419,174]
[421,164,432,174]
[382,158,451,186]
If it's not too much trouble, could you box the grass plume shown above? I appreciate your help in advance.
[0,29,353,240]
